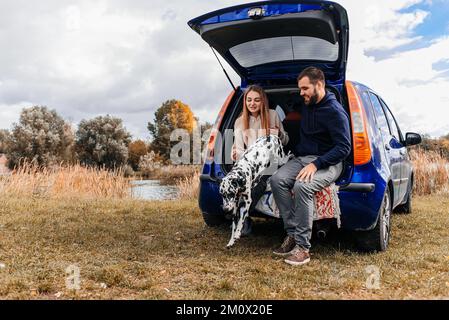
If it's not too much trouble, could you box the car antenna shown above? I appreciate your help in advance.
[210,46,236,91]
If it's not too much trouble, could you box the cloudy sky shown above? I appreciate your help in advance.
[1,0,449,140]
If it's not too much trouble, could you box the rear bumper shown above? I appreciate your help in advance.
[199,173,383,231]
[339,183,375,192]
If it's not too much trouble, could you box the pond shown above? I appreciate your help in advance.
[130,180,179,200]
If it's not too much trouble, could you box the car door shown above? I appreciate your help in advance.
[368,93,402,207]
[380,99,410,203]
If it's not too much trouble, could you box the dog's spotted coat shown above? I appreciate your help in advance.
[220,135,290,248]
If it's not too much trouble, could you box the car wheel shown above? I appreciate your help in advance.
[202,212,229,227]
[356,188,392,252]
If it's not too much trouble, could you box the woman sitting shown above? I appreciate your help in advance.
[232,85,289,235]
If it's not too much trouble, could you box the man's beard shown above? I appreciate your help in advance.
[304,88,319,106]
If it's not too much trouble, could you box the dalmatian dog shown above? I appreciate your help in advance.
[219,135,291,248]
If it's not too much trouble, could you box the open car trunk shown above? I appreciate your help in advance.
[188,0,349,87]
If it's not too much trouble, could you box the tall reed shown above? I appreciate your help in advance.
[175,168,201,200]
[410,149,449,195]
[0,161,131,199]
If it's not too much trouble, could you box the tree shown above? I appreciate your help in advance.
[75,115,132,169]
[147,100,195,161]
[128,140,148,171]
[200,121,213,133]
[5,106,74,169]
[138,151,164,176]
[0,129,9,154]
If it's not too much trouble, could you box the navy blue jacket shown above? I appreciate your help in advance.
[295,91,351,170]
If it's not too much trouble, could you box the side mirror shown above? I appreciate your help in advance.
[405,132,422,147]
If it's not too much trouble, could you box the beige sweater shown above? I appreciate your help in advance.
[233,109,289,160]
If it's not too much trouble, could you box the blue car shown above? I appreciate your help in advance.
[188,0,422,252]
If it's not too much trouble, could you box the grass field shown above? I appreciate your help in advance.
[0,194,448,300]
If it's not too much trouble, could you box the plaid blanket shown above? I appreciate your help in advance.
[254,181,342,228]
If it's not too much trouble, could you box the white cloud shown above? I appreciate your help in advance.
[340,0,429,52]
[338,0,449,136]
[0,102,31,130]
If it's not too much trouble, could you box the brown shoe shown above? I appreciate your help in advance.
[284,246,310,266]
[272,235,296,257]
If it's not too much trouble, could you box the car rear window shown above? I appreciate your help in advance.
[229,36,339,68]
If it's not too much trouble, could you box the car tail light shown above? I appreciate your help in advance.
[346,81,372,166]
[205,90,236,162]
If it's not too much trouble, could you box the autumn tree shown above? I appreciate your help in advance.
[75,115,132,169]
[5,106,75,169]
[147,100,196,162]
[128,139,148,171]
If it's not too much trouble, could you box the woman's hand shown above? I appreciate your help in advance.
[232,148,237,161]
[269,128,279,136]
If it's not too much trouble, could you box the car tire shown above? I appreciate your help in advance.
[356,188,392,252]
[202,212,229,227]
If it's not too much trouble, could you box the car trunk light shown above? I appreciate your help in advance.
[346,81,372,166]
[248,7,265,19]
[205,90,236,162]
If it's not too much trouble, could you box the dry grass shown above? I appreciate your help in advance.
[176,169,201,201]
[410,149,449,196]
[0,154,448,299]
[0,160,200,202]
[0,162,131,200]
[0,194,448,300]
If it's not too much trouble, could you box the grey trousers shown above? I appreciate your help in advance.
[270,156,343,251]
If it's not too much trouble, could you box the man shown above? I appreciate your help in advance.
[270,67,351,266]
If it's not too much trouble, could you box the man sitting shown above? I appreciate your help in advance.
[270,67,351,266]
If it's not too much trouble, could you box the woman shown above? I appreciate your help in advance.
[232,85,289,235]
[232,85,289,161]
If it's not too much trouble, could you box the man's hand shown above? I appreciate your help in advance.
[296,163,318,183]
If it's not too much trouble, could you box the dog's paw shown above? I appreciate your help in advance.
[226,239,235,248]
